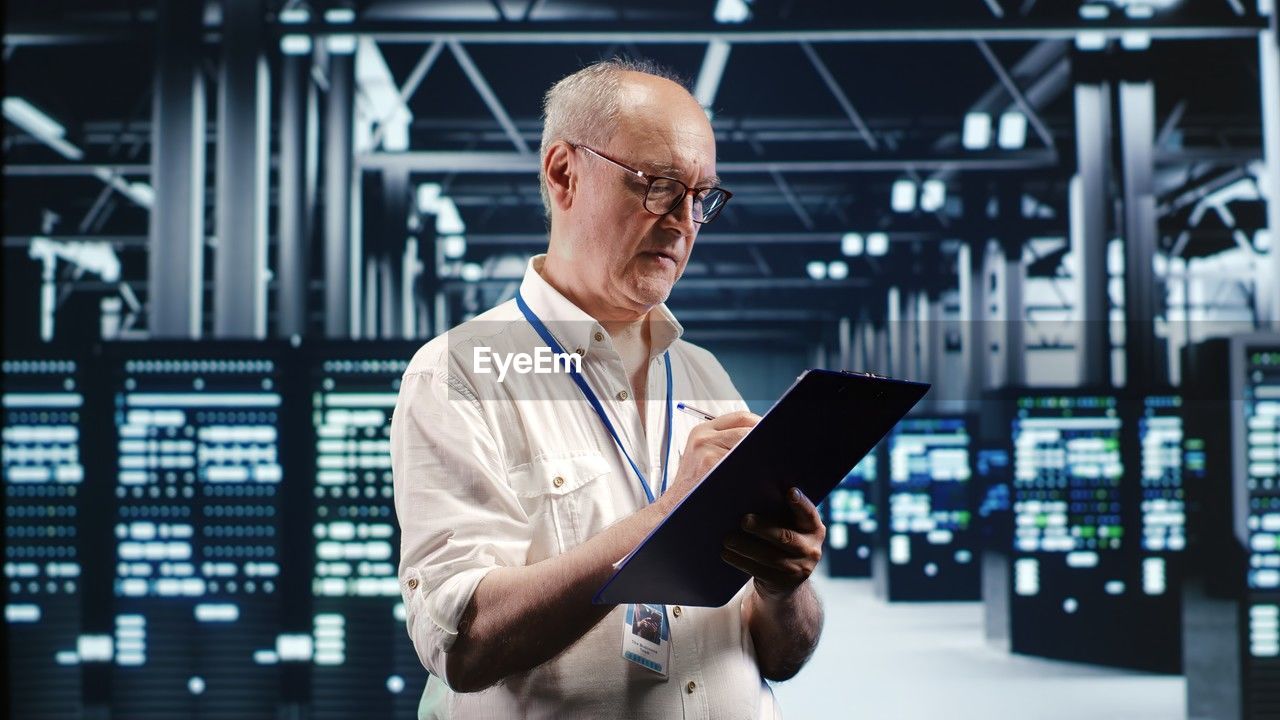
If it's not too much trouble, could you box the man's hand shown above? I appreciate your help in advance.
[725,487,827,681]
[664,410,760,506]
[720,487,826,600]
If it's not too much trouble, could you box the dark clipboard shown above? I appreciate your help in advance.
[593,369,930,607]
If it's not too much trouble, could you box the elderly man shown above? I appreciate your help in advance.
[391,58,825,719]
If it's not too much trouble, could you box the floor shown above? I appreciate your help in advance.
[769,573,1186,720]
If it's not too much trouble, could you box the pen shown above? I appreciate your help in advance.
[675,402,717,422]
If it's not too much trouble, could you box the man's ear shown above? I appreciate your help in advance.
[543,142,576,214]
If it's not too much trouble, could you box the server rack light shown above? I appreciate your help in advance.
[1240,344,1280,679]
[305,342,425,719]
[824,446,881,578]
[1124,393,1186,672]
[4,358,85,718]
[874,416,979,601]
[105,346,290,718]
[1010,394,1123,664]
[1146,392,1182,556]
[1008,392,1181,672]
[1182,335,1280,719]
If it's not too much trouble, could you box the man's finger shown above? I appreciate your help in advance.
[708,410,761,431]
[723,530,798,565]
[786,487,824,533]
[710,427,752,452]
[739,516,815,557]
[720,545,792,586]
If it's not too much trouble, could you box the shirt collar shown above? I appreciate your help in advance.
[517,254,684,360]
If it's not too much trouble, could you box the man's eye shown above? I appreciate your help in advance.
[648,182,681,199]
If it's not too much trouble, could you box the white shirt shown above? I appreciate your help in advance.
[391,254,782,719]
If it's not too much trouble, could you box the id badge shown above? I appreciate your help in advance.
[622,603,671,677]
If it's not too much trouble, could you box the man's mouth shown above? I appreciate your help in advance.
[641,250,679,266]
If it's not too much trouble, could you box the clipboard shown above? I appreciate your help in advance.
[593,369,929,607]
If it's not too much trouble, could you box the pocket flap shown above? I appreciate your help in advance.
[507,452,612,498]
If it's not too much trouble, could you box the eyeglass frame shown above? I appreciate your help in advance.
[568,143,733,224]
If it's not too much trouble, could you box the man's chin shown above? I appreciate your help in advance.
[627,276,674,307]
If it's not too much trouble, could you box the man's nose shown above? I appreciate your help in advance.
[663,192,698,232]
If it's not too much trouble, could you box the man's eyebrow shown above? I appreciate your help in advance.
[641,161,722,188]
[640,160,683,177]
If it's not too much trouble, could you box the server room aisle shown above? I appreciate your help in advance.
[771,573,1185,720]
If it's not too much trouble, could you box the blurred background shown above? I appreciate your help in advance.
[3,1,1280,718]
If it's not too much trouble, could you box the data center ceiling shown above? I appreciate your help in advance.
[2,0,1271,339]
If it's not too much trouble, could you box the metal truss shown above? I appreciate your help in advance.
[4,3,1277,345]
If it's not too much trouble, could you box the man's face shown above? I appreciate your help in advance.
[563,74,718,312]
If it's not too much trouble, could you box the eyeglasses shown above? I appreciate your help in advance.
[571,144,732,225]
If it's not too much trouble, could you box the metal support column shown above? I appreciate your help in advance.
[1119,80,1165,387]
[148,0,205,338]
[924,292,946,409]
[916,291,931,385]
[214,0,270,338]
[873,320,890,377]
[1073,82,1113,386]
[814,342,830,372]
[1260,18,1280,326]
[363,253,378,339]
[849,307,870,366]
[959,239,989,404]
[324,49,357,338]
[378,258,395,337]
[401,236,419,338]
[1001,238,1026,387]
[277,44,319,338]
[414,211,440,339]
[861,314,877,371]
[380,167,409,338]
[887,286,902,377]
[900,289,918,381]
[838,316,853,370]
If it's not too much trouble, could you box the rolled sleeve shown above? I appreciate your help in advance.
[391,367,530,687]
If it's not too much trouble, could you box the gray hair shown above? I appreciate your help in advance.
[538,57,690,219]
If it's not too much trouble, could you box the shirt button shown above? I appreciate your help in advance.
[574,348,585,357]
[686,681,697,694]
[617,390,629,401]
[407,578,418,590]
[594,331,604,342]
[672,606,682,618]
[552,476,565,488]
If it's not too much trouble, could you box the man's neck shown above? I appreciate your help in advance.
[539,253,653,355]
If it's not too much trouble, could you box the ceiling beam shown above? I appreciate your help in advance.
[4,18,1265,47]
[973,39,1056,151]
[446,39,531,155]
[357,150,1059,173]
[798,41,878,150]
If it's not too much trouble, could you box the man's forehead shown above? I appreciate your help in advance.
[614,124,719,184]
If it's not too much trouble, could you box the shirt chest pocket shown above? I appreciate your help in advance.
[506,453,620,559]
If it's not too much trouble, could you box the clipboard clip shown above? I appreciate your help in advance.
[843,369,886,379]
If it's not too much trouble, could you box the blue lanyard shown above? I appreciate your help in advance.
[515,290,673,505]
